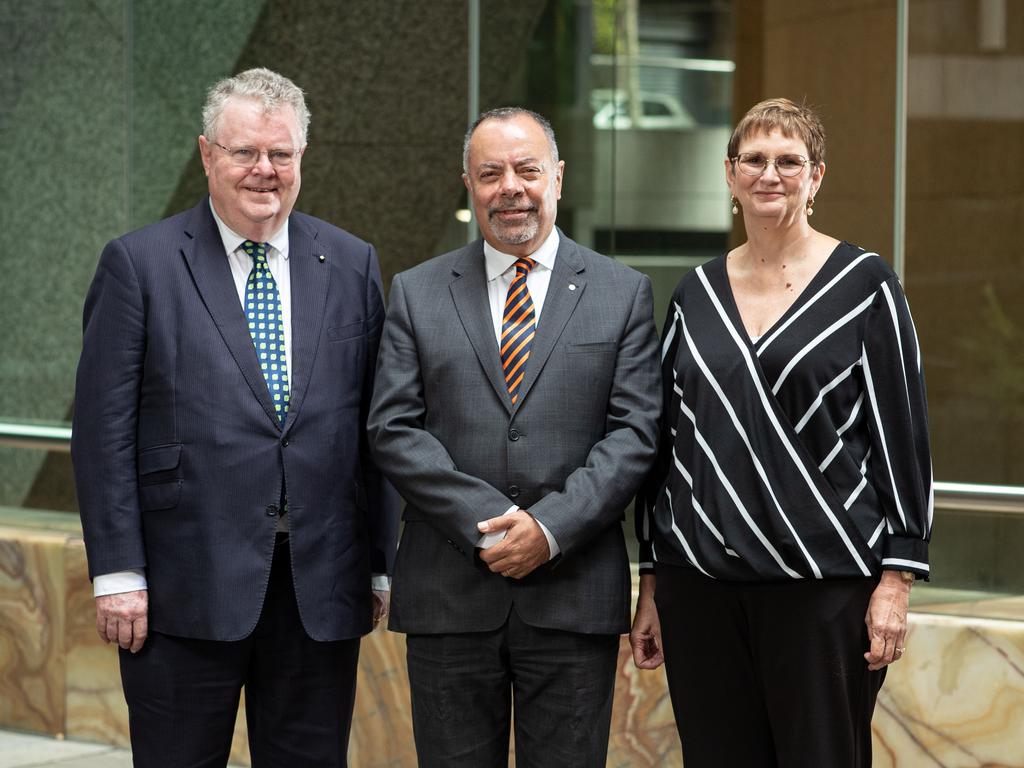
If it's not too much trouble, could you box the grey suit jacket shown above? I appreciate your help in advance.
[367,231,661,635]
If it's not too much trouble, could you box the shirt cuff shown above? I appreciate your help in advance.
[533,519,560,560]
[93,569,148,597]
[371,574,391,591]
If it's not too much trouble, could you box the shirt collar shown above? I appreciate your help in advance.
[484,226,559,281]
[208,198,290,259]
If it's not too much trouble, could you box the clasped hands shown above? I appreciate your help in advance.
[477,509,550,580]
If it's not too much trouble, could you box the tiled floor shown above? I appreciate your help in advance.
[0,731,129,768]
[0,730,245,768]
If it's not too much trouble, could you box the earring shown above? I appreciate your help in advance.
[731,196,739,215]
[806,196,815,217]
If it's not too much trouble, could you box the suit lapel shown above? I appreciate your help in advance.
[181,200,281,428]
[449,242,514,416]
[514,233,586,409]
[282,216,329,435]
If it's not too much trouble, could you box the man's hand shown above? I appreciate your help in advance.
[372,588,390,630]
[477,510,550,579]
[95,590,148,653]
[864,571,910,671]
[630,574,664,669]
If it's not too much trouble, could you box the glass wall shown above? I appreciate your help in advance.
[2,0,1022,598]
[903,0,1024,596]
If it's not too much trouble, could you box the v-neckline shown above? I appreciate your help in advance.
[719,240,846,348]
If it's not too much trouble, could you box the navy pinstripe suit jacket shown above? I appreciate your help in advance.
[72,198,398,642]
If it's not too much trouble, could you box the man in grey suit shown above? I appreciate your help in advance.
[368,107,661,767]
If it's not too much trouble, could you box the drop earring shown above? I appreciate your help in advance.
[731,196,739,215]
[806,196,815,217]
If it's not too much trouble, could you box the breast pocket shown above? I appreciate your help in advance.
[137,443,182,511]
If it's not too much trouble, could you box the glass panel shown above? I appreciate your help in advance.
[905,0,1024,603]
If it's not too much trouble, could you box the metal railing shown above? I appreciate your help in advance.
[1,421,1022,515]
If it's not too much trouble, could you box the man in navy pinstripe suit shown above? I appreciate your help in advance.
[72,68,397,767]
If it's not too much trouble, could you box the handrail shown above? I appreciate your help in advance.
[0,421,72,452]
[1,422,1023,514]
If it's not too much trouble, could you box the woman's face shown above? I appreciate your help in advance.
[726,129,824,225]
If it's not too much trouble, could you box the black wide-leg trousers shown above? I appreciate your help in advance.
[119,535,361,768]
[655,563,885,768]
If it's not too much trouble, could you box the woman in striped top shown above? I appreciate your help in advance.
[630,99,932,768]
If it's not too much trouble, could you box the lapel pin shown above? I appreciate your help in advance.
[317,254,326,263]
[568,283,576,291]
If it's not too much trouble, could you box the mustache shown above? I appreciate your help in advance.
[488,204,537,219]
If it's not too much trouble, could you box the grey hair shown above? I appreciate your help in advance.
[462,107,559,173]
[202,68,310,146]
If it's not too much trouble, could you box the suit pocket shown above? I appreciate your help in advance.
[138,443,182,511]
[565,341,617,354]
[327,320,366,343]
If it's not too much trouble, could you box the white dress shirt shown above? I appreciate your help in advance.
[476,228,561,560]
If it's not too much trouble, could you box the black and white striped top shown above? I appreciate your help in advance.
[637,242,933,581]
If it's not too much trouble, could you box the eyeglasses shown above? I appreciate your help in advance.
[731,153,809,177]
[212,142,301,169]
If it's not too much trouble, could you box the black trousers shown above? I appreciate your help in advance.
[405,606,619,768]
[655,563,885,768]
[119,535,361,768]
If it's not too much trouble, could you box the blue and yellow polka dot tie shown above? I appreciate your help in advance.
[241,240,289,423]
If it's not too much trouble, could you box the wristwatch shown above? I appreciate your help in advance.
[898,570,916,585]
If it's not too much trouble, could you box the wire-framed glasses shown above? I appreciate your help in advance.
[731,153,810,177]
[213,142,301,169]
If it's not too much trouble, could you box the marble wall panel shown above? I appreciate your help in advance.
[7,523,1024,767]
[0,526,67,734]
[871,612,1024,767]
[63,541,129,748]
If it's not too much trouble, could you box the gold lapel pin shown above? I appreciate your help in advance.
[568,283,576,291]
[317,254,326,263]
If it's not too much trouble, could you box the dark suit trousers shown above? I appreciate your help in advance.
[405,605,619,768]
[119,535,361,768]
[655,563,885,768]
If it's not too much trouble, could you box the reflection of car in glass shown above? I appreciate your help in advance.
[592,91,696,130]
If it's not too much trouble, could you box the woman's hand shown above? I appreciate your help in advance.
[864,571,911,670]
[630,574,665,669]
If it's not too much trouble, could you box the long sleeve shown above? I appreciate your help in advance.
[526,274,661,558]
[358,244,401,576]
[861,276,933,577]
[635,293,684,572]
[71,238,148,579]
[367,273,518,553]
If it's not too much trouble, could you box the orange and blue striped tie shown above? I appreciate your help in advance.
[501,257,536,405]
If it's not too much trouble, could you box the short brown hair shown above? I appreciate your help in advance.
[727,98,826,164]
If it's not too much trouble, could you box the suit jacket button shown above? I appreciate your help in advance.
[508,485,520,499]
[266,504,279,517]
[281,438,290,447]
[508,428,520,441]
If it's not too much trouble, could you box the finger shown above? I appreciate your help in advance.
[117,617,134,650]
[864,630,884,666]
[486,554,514,573]
[105,616,121,644]
[130,617,147,653]
[477,515,516,534]
[96,608,109,643]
